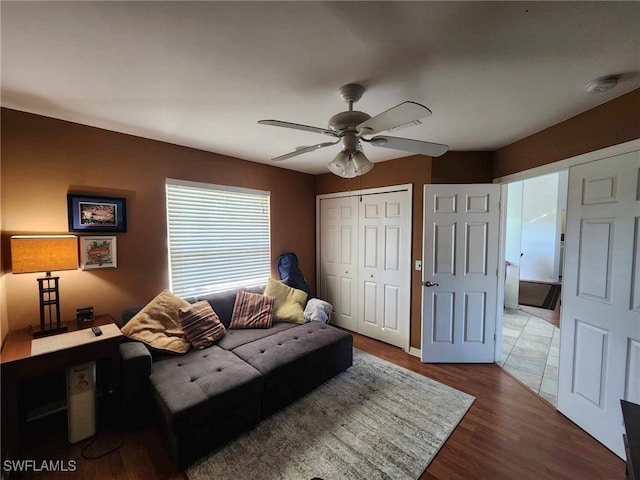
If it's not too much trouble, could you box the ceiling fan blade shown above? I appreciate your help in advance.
[368,135,449,157]
[258,120,338,137]
[271,140,339,162]
[357,101,432,136]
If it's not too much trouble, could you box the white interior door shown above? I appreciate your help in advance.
[421,184,501,363]
[558,150,640,458]
[319,196,358,331]
[358,191,411,349]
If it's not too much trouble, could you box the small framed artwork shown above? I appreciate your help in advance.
[68,194,127,233]
[81,236,117,270]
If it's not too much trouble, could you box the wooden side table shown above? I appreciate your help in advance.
[0,314,123,461]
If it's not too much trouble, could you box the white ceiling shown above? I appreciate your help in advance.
[2,1,639,174]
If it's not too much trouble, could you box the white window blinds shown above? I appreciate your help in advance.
[166,179,271,298]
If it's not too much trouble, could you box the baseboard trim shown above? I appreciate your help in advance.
[409,347,421,358]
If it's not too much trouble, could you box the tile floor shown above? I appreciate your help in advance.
[498,308,560,406]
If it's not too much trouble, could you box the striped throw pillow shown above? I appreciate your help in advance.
[178,301,226,349]
[229,291,275,329]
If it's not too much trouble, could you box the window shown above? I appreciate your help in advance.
[166,179,271,297]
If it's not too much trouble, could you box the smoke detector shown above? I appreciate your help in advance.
[586,75,619,93]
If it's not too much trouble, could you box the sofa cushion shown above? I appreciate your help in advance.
[229,291,274,329]
[264,278,307,324]
[196,289,238,329]
[195,286,265,329]
[150,346,263,427]
[232,322,352,378]
[121,289,191,354]
[149,345,264,468]
[179,301,226,349]
[232,322,353,416]
[119,342,153,426]
[121,304,146,327]
[217,322,296,351]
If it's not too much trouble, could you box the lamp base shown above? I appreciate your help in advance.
[32,324,68,338]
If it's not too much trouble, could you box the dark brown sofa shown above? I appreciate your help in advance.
[118,286,353,468]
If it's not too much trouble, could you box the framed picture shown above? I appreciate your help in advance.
[68,194,127,233]
[81,236,117,270]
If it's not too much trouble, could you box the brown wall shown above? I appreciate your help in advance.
[0,109,316,337]
[315,152,493,350]
[432,151,493,184]
[493,88,640,178]
[3,89,635,349]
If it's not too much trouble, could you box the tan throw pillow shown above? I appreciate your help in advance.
[121,289,191,354]
[229,290,274,329]
[179,301,226,349]
[264,277,308,324]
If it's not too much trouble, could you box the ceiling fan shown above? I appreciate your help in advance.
[258,83,448,178]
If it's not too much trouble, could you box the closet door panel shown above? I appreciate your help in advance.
[363,281,379,327]
[378,192,412,349]
[319,196,358,331]
[383,284,400,332]
[358,196,384,340]
[358,191,411,347]
[385,225,401,271]
[364,225,380,268]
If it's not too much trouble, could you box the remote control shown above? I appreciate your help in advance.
[91,326,102,336]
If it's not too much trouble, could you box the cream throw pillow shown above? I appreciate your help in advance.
[121,289,191,354]
[264,278,308,324]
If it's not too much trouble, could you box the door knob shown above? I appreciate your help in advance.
[423,280,439,287]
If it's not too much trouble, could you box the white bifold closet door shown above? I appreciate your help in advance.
[318,187,411,350]
[319,195,359,332]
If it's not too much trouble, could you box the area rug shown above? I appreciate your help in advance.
[186,349,475,480]
[519,281,561,310]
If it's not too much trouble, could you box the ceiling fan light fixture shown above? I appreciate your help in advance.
[351,151,374,176]
[328,151,356,178]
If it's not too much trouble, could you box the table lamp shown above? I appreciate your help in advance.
[10,235,78,337]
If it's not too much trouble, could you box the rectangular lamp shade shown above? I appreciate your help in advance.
[11,235,78,274]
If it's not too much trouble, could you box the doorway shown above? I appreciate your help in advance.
[419,140,639,457]
[499,170,568,406]
[504,171,568,317]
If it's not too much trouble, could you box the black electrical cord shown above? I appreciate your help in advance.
[80,433,124,460]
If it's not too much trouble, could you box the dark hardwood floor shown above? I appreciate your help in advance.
[14,331,623,480]
[353,333,623,480]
